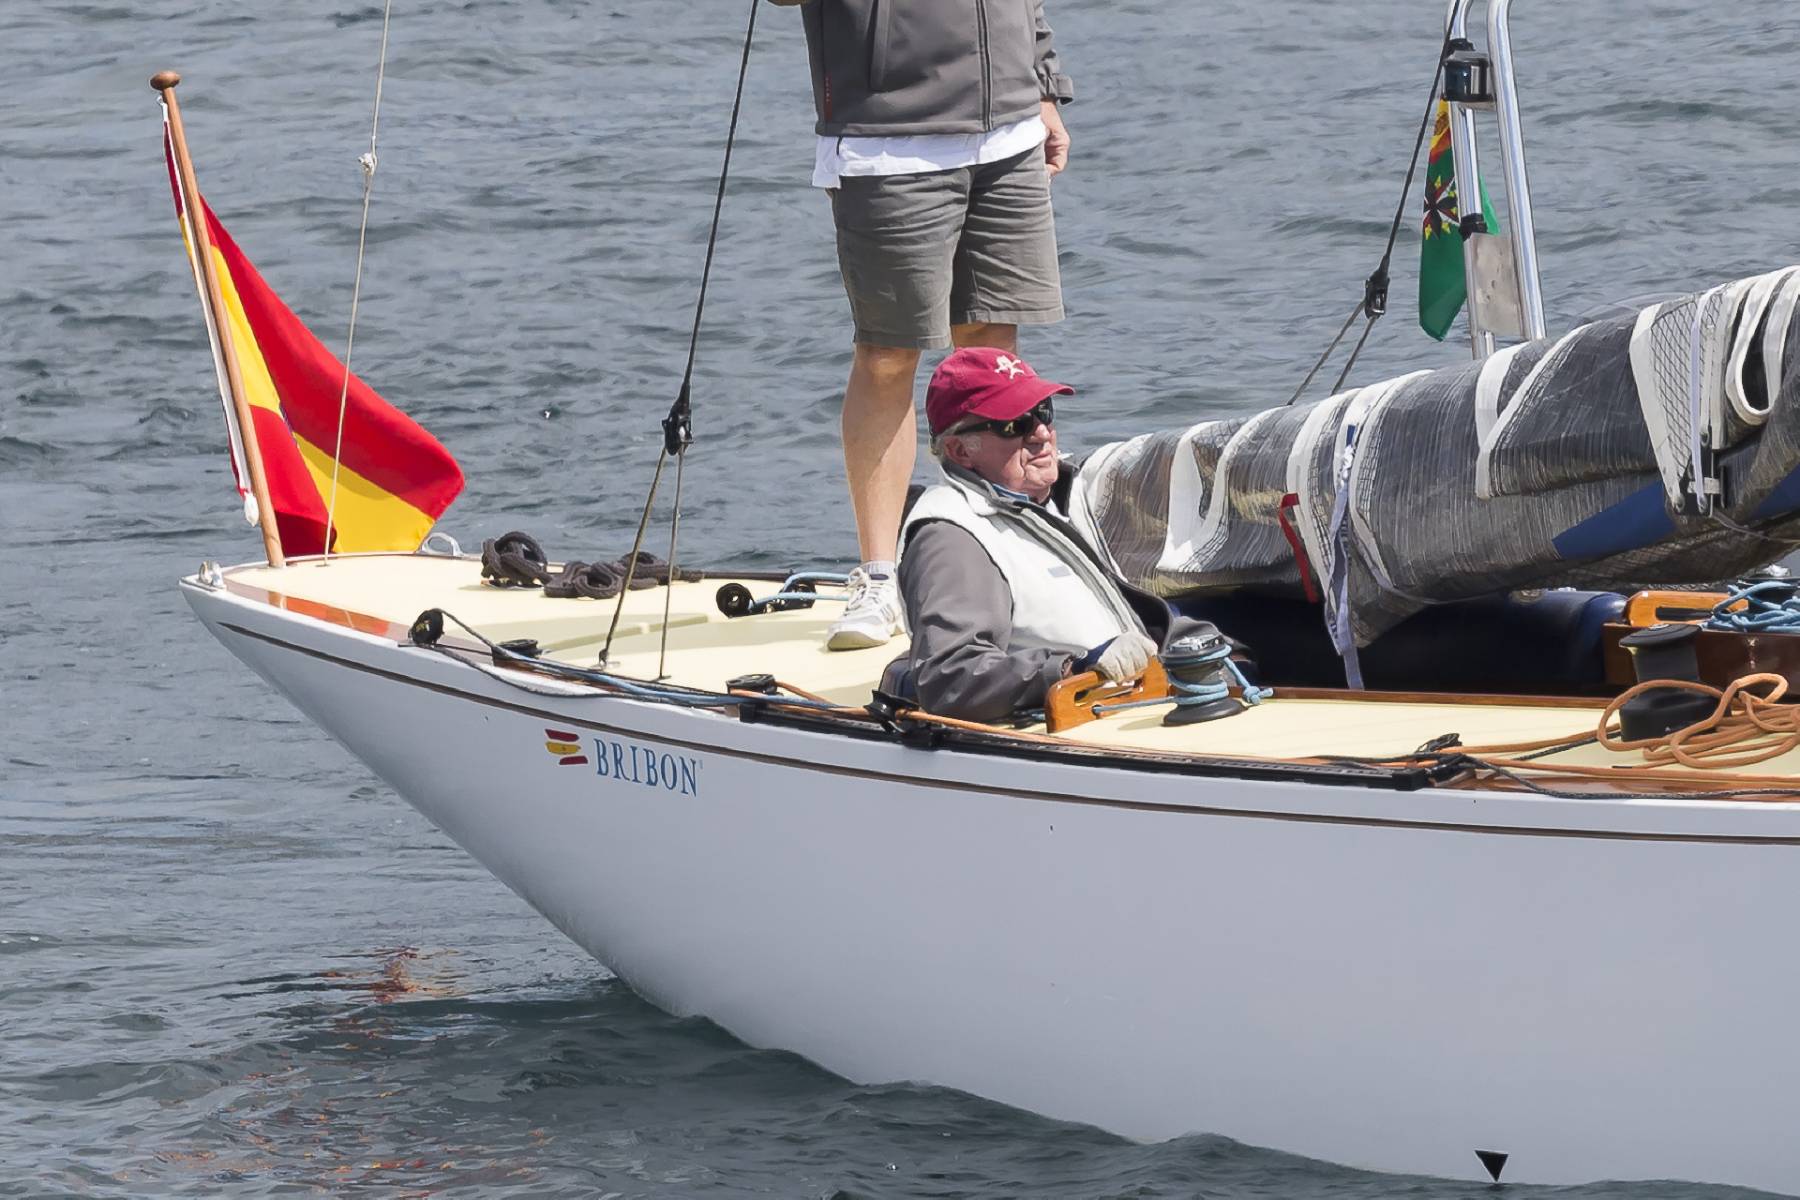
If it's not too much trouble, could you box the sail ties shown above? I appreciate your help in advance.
[322,0,397,561]
[1629,266,1800,520]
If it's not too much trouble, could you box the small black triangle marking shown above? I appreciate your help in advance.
[1475,1149,1509,1182]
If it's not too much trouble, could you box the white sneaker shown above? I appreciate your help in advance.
[826,566,905,650]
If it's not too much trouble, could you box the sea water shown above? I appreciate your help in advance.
[3,0,1797,1193]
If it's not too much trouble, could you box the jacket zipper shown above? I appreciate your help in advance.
[978,483,1145,634]
[819,3,832,122]
[1013,510,1145,633]
[974,0,992,130]
[868,0,887,92]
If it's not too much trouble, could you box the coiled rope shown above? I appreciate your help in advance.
[1597,673,1800,771]
[322,0,395,560]
[1334,671,1800,791]
[1164,636,1272,709]
[479,530,552,587]
[1704,580,1800,633]
[1092,639,1271,718]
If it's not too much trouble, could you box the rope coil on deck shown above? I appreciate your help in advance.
[1705,580,1800,633]
[1341,671,1800,798]
[1597,673,1800,770]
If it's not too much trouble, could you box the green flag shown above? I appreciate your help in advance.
[1419,100,1499,341]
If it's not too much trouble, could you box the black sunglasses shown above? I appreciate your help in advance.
[952,398,1055,440]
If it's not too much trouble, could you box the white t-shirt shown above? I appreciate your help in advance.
[812,114,1047,189]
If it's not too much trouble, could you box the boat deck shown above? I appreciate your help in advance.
[213,553,1799,779]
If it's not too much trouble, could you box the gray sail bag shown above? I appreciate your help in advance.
[1073,267,1800,654]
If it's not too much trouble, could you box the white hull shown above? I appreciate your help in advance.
[185,577,1800,1193]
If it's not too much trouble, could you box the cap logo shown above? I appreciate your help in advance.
[994,354,1025,380]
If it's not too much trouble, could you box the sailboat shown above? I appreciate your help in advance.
[166,0,1800,1191]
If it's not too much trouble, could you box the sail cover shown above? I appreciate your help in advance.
[1072,267,1800,659]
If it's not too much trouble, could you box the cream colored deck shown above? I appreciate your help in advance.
[227,553,906,708]
[221,554,1800,776]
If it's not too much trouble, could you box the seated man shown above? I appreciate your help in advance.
[897,347,1194,721]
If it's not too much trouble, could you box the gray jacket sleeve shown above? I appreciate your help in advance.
[899,521,1079,722]
[1034,3,1073,102]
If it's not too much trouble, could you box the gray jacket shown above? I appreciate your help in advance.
[898,463,1188,722]
[769,0,1073,137]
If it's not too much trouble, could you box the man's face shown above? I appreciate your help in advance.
[945,416,1060,503]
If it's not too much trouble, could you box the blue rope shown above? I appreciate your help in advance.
[1704,580,1800,632]
[749,572,853,611]
[1226,658,1274,705]
[782,571,850,589]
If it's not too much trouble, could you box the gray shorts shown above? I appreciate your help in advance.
[829,149,1064,350]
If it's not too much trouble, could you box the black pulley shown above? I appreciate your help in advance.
[409,608,445,646]
[716,582,754,618]
[1617,623,1716,740]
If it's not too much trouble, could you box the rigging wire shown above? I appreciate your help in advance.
[416,607,844,710]
[657,449,688,680]
[1285,26,1457,407]
[323,0,395,560]
[600,0,760,666]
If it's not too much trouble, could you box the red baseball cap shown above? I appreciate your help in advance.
[925,347,1074,436]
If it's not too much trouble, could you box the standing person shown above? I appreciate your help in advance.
[768,0,1075,649]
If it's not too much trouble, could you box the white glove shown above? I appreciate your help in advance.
[1093,631,1157,683]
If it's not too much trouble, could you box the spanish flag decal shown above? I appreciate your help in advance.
[544,729,588,767]
[163,130,463,555]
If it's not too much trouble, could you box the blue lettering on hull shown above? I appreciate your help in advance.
[589,735,702,796]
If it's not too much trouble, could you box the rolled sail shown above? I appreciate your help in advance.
[1074,267,1800,648]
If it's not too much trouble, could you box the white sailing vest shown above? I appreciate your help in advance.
[900,468,1145,653]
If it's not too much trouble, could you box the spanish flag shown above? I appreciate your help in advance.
[163,123,462,556]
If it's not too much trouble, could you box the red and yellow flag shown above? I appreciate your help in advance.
[163,133,462,556]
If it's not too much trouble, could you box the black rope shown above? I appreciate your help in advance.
[1284,300,1362,407]
[412,607,842,709]
[1453,756,1800,803]
[1285,27,1459,406]
[600,0,759,666]
[1329,310,1381,394]
[664,0,760,457]
[1315,748,1800,802]
[600,449,669,665]
[656,448,687,681]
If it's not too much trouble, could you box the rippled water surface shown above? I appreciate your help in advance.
[4,0,1799,1194]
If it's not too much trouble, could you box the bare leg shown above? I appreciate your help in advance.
[842,343,923,564]
[951,321,1018,352]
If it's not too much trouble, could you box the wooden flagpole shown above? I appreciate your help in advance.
[153,70,286,568]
